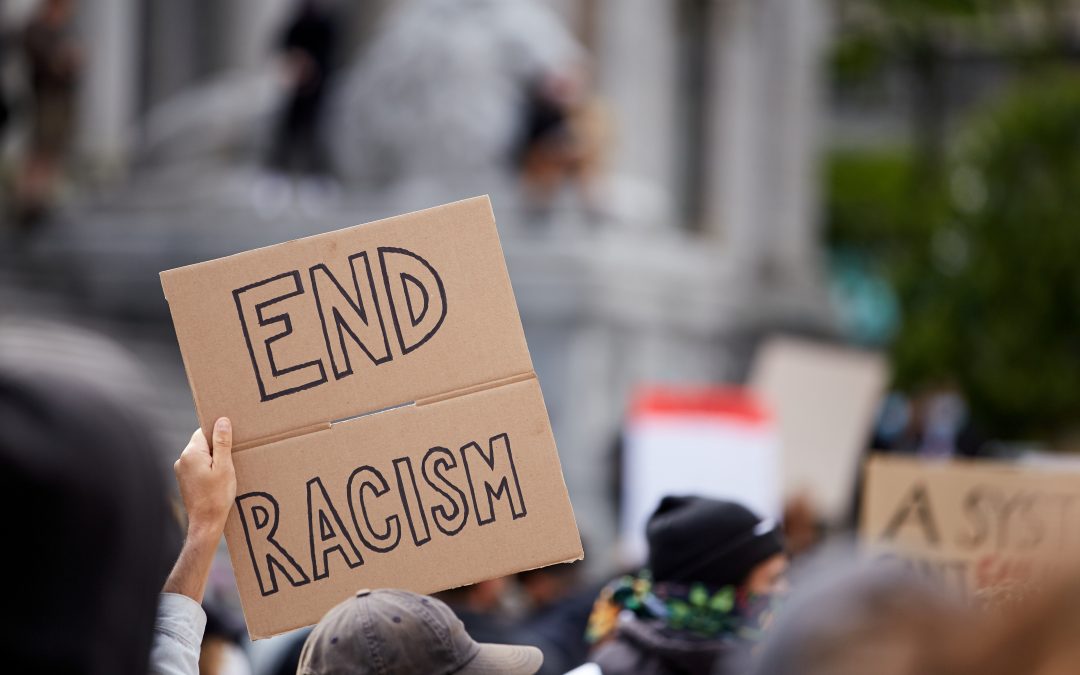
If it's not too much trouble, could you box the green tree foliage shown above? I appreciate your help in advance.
[828,73,1080,440]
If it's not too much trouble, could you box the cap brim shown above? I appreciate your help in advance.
[455,643,544,675]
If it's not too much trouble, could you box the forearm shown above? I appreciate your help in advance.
[162,524,222,603]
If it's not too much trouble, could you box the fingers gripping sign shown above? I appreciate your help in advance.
[175,417,237,537]
[164,418,238,604]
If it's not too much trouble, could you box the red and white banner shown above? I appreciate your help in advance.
[620,386,781,564]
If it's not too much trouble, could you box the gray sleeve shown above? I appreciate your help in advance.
[148,593,207,675]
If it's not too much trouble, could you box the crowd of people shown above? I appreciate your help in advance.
[6,356,1080,675]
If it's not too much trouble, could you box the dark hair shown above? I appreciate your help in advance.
[0,368,176,675]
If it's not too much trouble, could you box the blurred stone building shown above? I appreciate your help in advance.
[20,0,834,561]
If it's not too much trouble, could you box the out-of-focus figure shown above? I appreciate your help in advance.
[752,555,1080,675]
[751,561,971,675]
[297,588,543,674]
[0,367,175,674]
[516,560,598,674]
[437,577,524,647]
[268,0,338,176]
[199,602,251,675]
[585,496,787,675]
[781,494,824,560]
[333,0,583,202]
[16,0,79,226]
[513,70,609,220]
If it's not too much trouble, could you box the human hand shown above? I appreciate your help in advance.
[174,417,236,540]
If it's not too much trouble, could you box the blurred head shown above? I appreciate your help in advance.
[0,367,174,675]
[436,577,509,613]
[42,0,75,23]
[966,575,1080,675]
[752,558,972,675]
[646,496,787,594]
[516,559,583,608]
[298,589,542,675]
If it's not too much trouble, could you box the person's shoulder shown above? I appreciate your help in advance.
[563,664,602,675]
[589,632,647,675]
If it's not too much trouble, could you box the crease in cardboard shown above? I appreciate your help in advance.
[414,370,536,406]
[233,370,540,452]
[331,400,415,425]
[234,421,331,453]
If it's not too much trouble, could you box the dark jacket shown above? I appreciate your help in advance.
[591,619,735,675]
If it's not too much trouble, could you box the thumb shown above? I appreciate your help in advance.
[211,417,233,467]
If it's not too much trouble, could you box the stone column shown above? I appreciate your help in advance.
[76,0,139,177]
[215,0,293,72]
[704,0,828,284]
[594,0,680,223]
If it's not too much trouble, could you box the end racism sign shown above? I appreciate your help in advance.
[861,455,1080,597]
[161,197,582,638]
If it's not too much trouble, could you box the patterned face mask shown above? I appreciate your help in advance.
[585,570,783,644]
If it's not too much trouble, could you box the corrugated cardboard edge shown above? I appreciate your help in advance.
[160,196,495,283]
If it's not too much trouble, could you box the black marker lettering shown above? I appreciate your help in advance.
[306,477,364,580]
[233,272,327,401]
[461,433,527,526]
[236,492,311,596]
[394,457,432,547]
[378,247,447,355]
[309,254,392,379]
[347,466,402,553]
[881,483,941,546]
[422,447,470,536]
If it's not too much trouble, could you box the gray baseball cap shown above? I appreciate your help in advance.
[297,589,543,675]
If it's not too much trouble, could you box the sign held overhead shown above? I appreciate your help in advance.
[162,196,582,639]
[861,455,1080,596]
[750,337,888,522]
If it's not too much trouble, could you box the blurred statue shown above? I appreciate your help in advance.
[16,0,80,227]
[332,0,583,198]
[268,0,340,177]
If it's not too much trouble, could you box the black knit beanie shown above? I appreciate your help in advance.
[646,495,784,589]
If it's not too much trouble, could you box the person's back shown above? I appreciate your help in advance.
[588,496,787,675]
[0,369,174,675]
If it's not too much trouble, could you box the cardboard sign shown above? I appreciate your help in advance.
[161,196,582,638]
[621,387,780,563]
[750,337,887,521]
[861,455,1080,596]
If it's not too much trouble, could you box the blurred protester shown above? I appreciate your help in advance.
[750,559,972,675]
[873,387,987,459]
[151,419,237,675]
[0,331,238,675]
[438,578,523,646]
[781,494,824,560]
[265,628,311,675]
[514,71,608,219]
[16,0,80,226]
[968,576,1080,675]
[332,0,583,195]
[296,588,543,674]
[199,601,251,675]
[584,496,787,675]
[0,368,175,674]
[268,0,338,176]
[516,561,599,674]
[752,549,1080,675]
